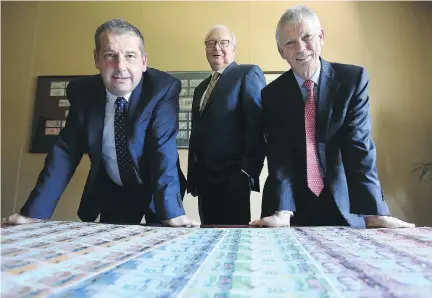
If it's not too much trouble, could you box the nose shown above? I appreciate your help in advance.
[116,56,127,71]
[214,42,222,51]
[295,39,306,52]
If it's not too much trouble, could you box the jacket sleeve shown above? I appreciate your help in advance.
[21,82,85,219]
[239,66,267,186]
[340,67,390,216]
[147,78,186,220]
[260,86,297,217]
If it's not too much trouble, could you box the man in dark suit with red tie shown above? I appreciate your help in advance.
[250,6,414,228]
[3,19,198,227]
[187,25,266,225]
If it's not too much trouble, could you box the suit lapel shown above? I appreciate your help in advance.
[284,71,308,145]
[87,76,106,164]
[126,75,145,138]
[316,58,340,172]
[285,70,305,105]
[192,76,210,117]
[200,62,238,118]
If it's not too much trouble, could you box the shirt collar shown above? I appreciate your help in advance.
[212,61,233,77]
[106,89,132,104]
[293,65,321,89]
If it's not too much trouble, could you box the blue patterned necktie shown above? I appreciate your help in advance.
[115,97,137,186]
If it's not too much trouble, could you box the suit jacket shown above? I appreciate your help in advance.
[21,68,186,221]
[187,62,266,192]
[261,58,391,227]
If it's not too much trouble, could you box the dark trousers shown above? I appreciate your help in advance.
[197,170,251,225]
[99,179,159,225]
[290,187,348,227]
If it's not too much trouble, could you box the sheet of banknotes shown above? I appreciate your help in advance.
[1,221,432,297]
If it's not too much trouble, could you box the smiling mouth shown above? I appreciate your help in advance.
[296,55,311,61]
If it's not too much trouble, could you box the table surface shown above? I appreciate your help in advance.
[1,221,431,298]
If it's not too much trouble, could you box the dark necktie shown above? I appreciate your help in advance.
[115,97,137,186]
[302,80,324,196]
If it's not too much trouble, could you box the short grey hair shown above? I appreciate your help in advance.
[204,25,237,46]
[95,18,145,56]
[275,5,321,48]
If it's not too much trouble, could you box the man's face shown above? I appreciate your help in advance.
[278,19,324,78]
[94,32,147,96]
[205,28,236,71]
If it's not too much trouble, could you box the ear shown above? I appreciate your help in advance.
[141,52,148,72]
[232,45,236,52]
[93,49,99,69]
[319,28,325,46]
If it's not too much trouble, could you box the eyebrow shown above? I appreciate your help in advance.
[285,32,312,43]
[102,49,137,55]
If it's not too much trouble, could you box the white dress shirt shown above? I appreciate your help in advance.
[102,90,142,186]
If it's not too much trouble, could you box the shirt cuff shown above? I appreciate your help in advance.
[241,169,250,177]
[275,210,294,217]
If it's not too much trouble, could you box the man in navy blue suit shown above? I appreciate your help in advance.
[3,19,198,227]
[187,25,266,225]
[250,6,414,228]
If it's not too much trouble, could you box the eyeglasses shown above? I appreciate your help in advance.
[205,40,232,48]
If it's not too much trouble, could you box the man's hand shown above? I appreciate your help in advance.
[163,215,200,227]
[365,215,415,228]
[249,212,291,227]
[2,213,42,225]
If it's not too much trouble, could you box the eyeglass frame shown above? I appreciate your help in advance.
[204,39,234,49]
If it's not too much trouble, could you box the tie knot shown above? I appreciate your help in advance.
[212,72,220,81]
[302,79,314,92]
[115,97,127,112]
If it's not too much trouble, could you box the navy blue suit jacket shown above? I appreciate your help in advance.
[21,68,186,221]
[187,62,266,192]
[261,59,391,227]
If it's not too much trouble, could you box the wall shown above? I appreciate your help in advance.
[2,1,431,225]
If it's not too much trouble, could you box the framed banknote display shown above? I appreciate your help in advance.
[29,75,89,153]
[167,71,211,149]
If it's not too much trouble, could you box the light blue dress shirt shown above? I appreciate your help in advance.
[293,68,321,101]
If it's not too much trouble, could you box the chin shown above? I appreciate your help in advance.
[210,64,221,71]
[114,83,131,91]
[110,89,128,97]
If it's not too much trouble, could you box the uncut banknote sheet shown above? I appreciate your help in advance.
[1,221,431,297]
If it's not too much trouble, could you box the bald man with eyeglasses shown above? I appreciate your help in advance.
[187,25,267,225]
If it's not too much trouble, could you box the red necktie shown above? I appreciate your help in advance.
[302,80,324,196]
